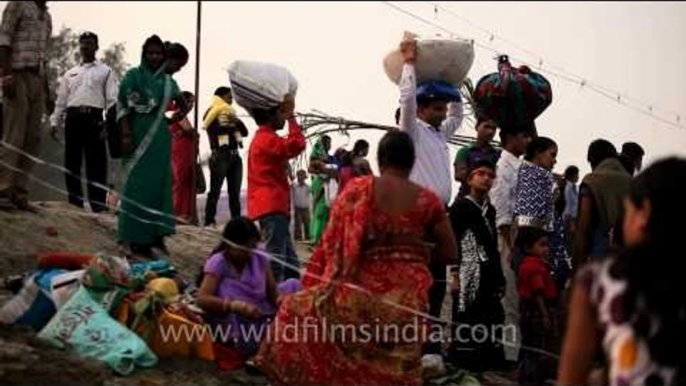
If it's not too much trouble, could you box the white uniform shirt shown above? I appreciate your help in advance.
[50,60,118,127]
[398,63,464,205]
[489,149,523,228]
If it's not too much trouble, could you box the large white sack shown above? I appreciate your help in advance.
[228,60,298,110]
[383,37,475,87]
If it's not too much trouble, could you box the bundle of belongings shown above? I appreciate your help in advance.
[473,54,553,134]
[0,252,216,375]
[383,32,475,87]
[228,60,298,111]
[384,31,473,116]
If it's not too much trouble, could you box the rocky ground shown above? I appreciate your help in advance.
[0,202,515,385]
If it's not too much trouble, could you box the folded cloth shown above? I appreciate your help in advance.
[37,252,95,271]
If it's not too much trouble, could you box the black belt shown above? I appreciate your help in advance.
[215,146,240,155]
[67,106,103,115]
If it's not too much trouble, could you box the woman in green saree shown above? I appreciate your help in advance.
[116,36,189,257]
[308,135,337,246]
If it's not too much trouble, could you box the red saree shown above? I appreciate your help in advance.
[168,103,197,224]
[255,176,447,386]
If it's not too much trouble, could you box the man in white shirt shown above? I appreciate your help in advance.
[292,169,311,242]
[398,37,464,357]
[50,32,117,213]
[488,124,532,362]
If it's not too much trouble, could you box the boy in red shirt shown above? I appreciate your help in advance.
[247,95,306,281]
[516,227,559,385]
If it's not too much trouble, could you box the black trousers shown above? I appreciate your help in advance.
[205,148,242,225]
[64,108,108,213]
[424,259,447,355]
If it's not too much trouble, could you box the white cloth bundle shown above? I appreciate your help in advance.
[228,60,298,110]
[383,36,475,87]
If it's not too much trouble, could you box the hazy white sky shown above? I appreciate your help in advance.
[7,1,686,197]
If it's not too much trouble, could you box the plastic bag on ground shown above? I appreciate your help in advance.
[38,285,158,375]
[228,60,298,110]
[0,269,66,330]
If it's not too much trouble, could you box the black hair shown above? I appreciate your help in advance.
[524,136,557,162]
[142,34,165,57]
[468,158,496,176]
[337,148,353,167]
[518,227,548,251]
[587,139,618,170]
[212,217,260,255]
[214,86,232,97]
[250,106,280,126]
[352,140,369,157]
[622,142,645,158]
[198,217,261,287]
[377,130,415,171]
[475,113,495,128]
[79,31,98,45]
[619,154,636,175]
[499,121,535,145]
[564,165,580,180]
[181,91,194,100]
[610,157,686,382]
[166,42,189,63]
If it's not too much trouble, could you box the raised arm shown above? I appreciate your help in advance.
[441,100,464,140]
[398,39,418,136]
[267,117,306,160]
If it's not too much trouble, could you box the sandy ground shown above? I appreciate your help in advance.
[0,203,514,385]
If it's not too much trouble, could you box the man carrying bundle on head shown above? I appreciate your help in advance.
[397,35,465,360]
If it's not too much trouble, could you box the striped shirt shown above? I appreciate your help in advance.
[0,2,52,71]
[399,63,464,205]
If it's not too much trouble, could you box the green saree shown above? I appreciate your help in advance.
[116,63,180,245]
[309,139,330,245]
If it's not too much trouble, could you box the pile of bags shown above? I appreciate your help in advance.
[0,252,213,375]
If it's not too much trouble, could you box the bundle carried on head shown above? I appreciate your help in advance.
[228,60,298,111]
[383,32,475,87]
[473,55,552,134]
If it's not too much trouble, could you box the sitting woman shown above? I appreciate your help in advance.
[197,217,301,358]
[254,131,458,386]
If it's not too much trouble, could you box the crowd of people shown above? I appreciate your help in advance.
[0,2,684,386]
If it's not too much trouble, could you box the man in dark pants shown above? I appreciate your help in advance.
[50,32,117,212]
[203,87,248,226]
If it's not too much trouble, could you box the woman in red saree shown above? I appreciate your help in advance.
[168,91,198,225]
[254,131,458,386]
